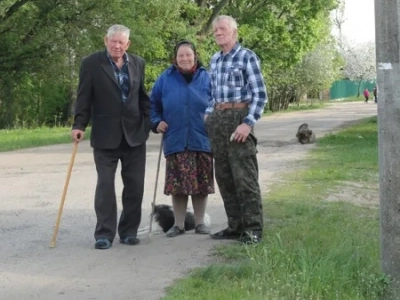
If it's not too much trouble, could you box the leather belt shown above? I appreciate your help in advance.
[215,102,249,110]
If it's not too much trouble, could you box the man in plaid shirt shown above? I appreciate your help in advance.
[205,15,268,244]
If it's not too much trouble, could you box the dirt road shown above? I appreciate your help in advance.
[0,102,377,300]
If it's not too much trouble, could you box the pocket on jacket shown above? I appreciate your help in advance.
[143,115,153,133]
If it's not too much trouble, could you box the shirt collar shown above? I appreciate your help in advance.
[106,51,129,65]
[218,42,241,58]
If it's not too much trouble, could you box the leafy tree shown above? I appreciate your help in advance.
[0,0,341,128]
[0,0,113,127]
[294,39,343,100]
[219,0,339,110]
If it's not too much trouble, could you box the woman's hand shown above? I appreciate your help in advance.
[157,121,168,133]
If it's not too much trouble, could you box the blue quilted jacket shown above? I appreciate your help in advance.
[150,65,212,156]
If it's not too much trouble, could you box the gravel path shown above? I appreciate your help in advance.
[0,102,377,300]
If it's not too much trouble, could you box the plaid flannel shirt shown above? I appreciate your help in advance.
[206,43,268,126]
[107,52,130,103]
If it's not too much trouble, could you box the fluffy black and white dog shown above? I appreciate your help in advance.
[149,204,211,234]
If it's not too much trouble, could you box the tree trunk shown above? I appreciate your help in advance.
[0,78,15,128]
[357,80,362,97]
[198,0,230,35]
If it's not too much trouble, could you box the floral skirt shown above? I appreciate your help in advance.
[164,151,215,196]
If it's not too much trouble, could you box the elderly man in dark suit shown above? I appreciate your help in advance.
[71,24,152,249]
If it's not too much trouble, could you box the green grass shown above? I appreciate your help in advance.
[332,96,365,102]
[0,102,326,152]
[0,127,91,152]
[265,102,327,115]
[311,118,378,182]
[285,102,326,112]
[163,117,386,300]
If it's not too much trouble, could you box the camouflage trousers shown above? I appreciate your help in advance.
[206,108,263,233]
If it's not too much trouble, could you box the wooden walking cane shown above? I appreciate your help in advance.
[50,142,79,248]
[147,136,163,239]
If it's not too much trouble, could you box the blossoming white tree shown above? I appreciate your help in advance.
[332,0,376,97]
[341,41,376,96]
[295,40,342,99]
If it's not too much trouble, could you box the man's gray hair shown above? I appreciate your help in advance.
[212,15,238,31]
[106,24,130,39]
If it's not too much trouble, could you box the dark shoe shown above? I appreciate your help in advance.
[166,225,185,237]
[195,224,211,234]
[238,231,263,244]
[210,228,241,240]
[94,238,112,250]
[120,236,140,245]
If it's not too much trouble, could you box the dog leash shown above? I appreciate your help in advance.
[148,135,163,237]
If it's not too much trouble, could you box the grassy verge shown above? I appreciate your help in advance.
[1,102,326,152]
[284,102,326,112]
[0,127,91,152]
[331,96,365,102]
[264,101,327,115]
[163,117,385,300]
[0,99,365,152]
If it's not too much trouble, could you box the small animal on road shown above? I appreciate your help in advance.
[296,123,316,144]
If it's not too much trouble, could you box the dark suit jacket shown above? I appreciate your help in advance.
[72,50,152,149]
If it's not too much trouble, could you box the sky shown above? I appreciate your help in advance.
[332,0,375,44]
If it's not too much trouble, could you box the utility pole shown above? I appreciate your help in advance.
[376,0,400,298]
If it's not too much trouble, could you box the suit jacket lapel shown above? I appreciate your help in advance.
[100,52,119,88]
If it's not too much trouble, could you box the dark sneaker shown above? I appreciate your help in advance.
[238,231,263,244]
[210,228,241,240]
[166,225,185,237]
[95,239,112,249]
[195,224,211,234]
[120,236,140,245]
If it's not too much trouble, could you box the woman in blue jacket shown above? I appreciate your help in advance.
[150,40,214,237]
